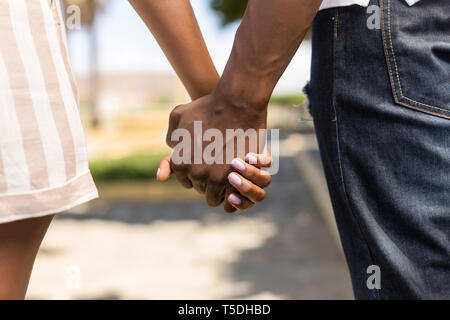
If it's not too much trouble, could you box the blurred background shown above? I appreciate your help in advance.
[28,0,353,299]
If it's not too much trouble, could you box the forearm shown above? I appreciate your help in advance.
[129,0,219,100]
[215,0,322,110]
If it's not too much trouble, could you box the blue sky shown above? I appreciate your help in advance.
[68,0,311,94]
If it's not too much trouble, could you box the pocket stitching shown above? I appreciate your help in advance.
[381,0,450,119]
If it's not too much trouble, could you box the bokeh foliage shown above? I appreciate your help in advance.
[210,0,248,25]
[90,153,167,182]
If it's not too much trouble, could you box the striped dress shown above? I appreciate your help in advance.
[0,0,98,223]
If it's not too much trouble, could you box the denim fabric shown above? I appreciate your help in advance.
[308,0,450,299]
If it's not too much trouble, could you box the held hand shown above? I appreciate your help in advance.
[224,150,272,213]
[162,92,268,211]
[157,149,272,213]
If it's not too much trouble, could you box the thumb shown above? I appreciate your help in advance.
[157,155,172,181]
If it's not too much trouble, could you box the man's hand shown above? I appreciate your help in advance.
[161,0,321,212]
[165,92,267,211]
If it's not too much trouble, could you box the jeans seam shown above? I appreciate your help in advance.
[333,113,382,300]
[333,7,381,299]
[381,0,450,119]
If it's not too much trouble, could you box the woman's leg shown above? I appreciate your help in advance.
[0,215,54,299]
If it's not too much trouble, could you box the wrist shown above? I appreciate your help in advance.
[213,52,272,113]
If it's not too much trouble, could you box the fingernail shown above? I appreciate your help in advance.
[246,154,258,165]
[228,194,242,206]
[156,168,161,179]
[228,172,242,186]
[231,158,246,171]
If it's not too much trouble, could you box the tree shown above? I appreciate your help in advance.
[210,0,311,39]
[210,0,248,25]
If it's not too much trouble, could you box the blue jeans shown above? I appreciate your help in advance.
[307,0,450,299]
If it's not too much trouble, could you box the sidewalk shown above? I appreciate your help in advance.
[28,133,353,300]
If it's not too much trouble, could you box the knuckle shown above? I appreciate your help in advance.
[195,186,206,194]
[169,104,183,121]
[177,179,192,189]
[166,133,175,148]
[208,173,225,185]
[246,166,258,180]
[190,167,208,181]
[172,173,192,189]
[206,196,222,208]
[171,162,188,173]
[167,105,185,147]
[240,182,252,193]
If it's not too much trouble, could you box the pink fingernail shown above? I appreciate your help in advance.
[228,172,242,186]
[228,194,242,205]
[231,158,246,171]
[246,154,258,165]
[156,168,161,178]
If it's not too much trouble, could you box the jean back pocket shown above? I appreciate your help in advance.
[380,0,450,120]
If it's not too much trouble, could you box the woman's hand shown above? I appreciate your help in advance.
[157,148,272,213]
[225,150,272,212]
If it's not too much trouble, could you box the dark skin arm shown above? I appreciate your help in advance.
[128,0,219,99]
[129,0,272,212]
[166,0,323,212]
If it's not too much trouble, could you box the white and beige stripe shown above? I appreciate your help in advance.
[0,0,97,223]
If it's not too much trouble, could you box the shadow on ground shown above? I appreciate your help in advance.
[55,150,352,299]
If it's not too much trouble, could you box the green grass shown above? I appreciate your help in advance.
[89,153,168,182]
[270,93,306,106]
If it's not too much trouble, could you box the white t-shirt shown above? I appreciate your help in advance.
[320,0,421,11]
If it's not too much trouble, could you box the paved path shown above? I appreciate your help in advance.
[28,135,353,300]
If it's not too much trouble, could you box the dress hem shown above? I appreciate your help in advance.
[0,171,98,224]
